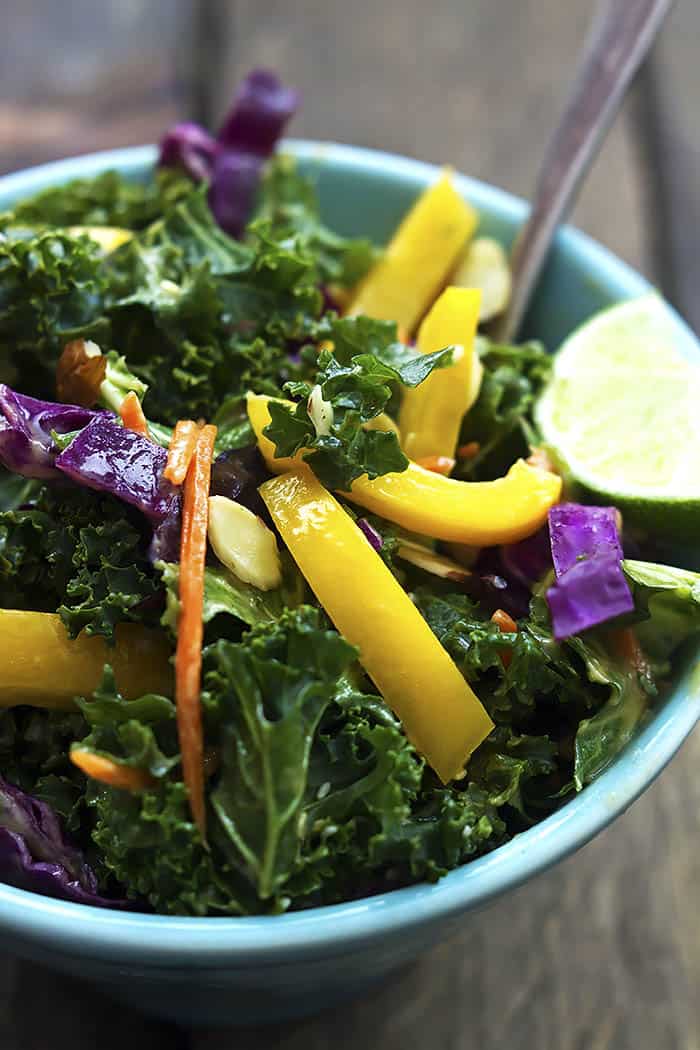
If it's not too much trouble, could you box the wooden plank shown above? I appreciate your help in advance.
[203,0,649,274]
[0,961,188,1050]
[0,0,197,174]
[197,737,700,1050]
[640,0,700,332]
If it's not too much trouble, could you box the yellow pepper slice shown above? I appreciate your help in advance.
[260,469,494,781]
[68,226,133,254]
[346,171,478,334]
[399,287,482,460]
[0,611,173,710]
[247,393,562,545]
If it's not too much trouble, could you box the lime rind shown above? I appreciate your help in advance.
[535,293,700,538]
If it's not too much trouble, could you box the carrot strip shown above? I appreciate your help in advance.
[457,441,481,460]
[611,627,650,678]
[164,419,199,485]
[119,391,150,439]
[175,423,217,837]
[71,749,155,792]
[491,608,518,668]
[415,455,456,476]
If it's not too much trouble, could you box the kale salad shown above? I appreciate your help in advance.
[0,69,698,916]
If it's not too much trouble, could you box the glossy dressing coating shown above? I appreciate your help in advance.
[346,172,478,333]
[399,287,482,460]
[247,393,562,545]
[260,469,494,782]
[0,611,173,709]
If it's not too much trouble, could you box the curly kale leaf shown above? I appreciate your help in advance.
[0,224,109,395]
[10,169,193,231]
[457,337,552,481]
[0,485,160,640]
[252,154,377,287]
[104,186,321,422]
[264,316,452,489]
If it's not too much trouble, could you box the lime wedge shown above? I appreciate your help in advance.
[535,293,700,540]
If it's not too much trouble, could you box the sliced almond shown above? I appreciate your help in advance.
[207,496,282,591]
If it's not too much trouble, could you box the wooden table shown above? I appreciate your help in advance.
[1,2,699,1047]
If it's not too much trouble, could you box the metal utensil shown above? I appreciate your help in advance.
[493,0,675,343]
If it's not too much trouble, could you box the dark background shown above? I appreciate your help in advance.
[1,2,699,1048]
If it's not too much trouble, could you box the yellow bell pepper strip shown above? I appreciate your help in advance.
[399,287,482,460]
[260,469,494,782]
[68,226,133,254]
[70,750,156,792]
[346,171,478,334]
[247,393,562,546]
[0,611,173,710]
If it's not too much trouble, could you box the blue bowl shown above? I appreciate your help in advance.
[0,142,698,1027]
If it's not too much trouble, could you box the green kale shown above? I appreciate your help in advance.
[457,337,552,481]
[157,555,305,635]
[10,169,192,230]
[264,315,452,489]
[104,187,321,422]
[0,707,88,834]
[0,225,109,394]
[622,559,700,664]
[0,485,160,640]
[206,607,358,901]
[252,154,377,287]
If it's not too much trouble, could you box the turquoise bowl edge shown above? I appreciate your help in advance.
[0,141,698,1022]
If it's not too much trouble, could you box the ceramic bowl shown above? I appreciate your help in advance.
[0,141,698,1027]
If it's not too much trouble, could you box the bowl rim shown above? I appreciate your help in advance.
[0,139,698,966]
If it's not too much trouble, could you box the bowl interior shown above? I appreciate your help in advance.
[0,141,698,964]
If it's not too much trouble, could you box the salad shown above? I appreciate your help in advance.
[0,69,698,916]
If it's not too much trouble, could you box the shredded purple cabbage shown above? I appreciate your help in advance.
[210,445,270,521]
[158,68,300,237]
[0,384,99,479]
[0,777,129,908]
[500,527,552,589]
[357,518,384,552]
[546,503,634,640]
[55,415,179,527]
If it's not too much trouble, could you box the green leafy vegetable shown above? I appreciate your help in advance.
[264,316,452,489]
[457,337,552,481]
[158,555,305,634]
[623,559,700,663]
[0,485,160,640]
[207,607,358,900]
[0,224,108,394]
[10,169,192,231]
[252,154,377,287]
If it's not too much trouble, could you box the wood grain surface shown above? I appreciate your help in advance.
[0,1,699,1048]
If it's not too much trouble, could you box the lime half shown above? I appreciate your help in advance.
[535,293,700,540]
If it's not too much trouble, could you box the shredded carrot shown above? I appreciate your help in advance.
[491,608,518,668]
[415,454,456,476]
[164,419,200,485]
[175,423,217,837]
[397,325,410,344]
[71,749,155,792]
[119,391,150,439]
[457,441,481,460]
[610,627,649,678]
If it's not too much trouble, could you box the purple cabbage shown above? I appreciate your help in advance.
[546,503,634,640]
[500,527,552,589]
[158,121,219,182]
[55,415,179,527]
[357,518,384,552]
[158,68,300,237]
[210,445,270,522]
[0,777,129,908]
[0,384,100,479]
